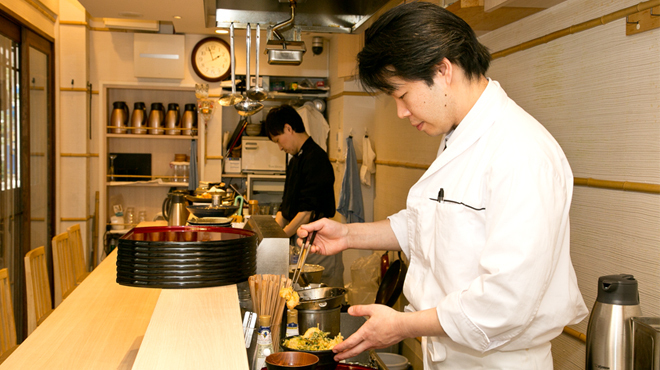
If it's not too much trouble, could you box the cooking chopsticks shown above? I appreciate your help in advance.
[289,211,321,288]
[290,230,317,288]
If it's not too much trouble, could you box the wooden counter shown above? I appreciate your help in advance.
[1,224,249,369]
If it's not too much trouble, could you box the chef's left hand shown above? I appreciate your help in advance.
[332,304,405,361]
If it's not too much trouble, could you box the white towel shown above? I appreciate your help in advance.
[360,136,376,186]
[296,103,330,152]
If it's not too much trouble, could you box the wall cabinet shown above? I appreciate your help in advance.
[98,84,205,248]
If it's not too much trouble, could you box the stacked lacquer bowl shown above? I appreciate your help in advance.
[116,226,257,289]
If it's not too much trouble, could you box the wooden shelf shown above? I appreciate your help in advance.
[107,133,198,140]
[107,181,189,187]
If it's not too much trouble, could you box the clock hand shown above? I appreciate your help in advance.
[207,46,217,60]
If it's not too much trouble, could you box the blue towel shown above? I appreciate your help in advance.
[337,137,364,223]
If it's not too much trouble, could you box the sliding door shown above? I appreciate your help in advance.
[0,12,54,341]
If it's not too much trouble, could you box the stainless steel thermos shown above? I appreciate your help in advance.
[130,102,147,134]
[181,103,197,136]
[148,102,165,135]
[110,101,128,134]
[165,103,180,135]
[161,190,189,226]
[586,274,642,370]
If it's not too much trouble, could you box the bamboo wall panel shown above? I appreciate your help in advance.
[479,0,646,53]
[487,21,660,183]
[570,186,660,318]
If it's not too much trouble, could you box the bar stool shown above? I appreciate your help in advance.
[24,247,53,335]
[0,268,17,363]
[67,224,90,284]
[51,232,76,307]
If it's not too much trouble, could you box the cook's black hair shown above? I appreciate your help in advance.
[357,1,491,94]
[264,104,306,138]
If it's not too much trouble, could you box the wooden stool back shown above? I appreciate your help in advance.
[24,247,53,335]
[0,268,17,363]
[67,224,89,284]
[52,232,76,307]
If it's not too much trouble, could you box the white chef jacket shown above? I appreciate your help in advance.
[388,80,588,369]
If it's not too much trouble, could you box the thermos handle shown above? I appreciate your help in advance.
[162,196,171,221]
[122,103,129,124]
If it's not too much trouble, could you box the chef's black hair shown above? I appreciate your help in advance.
[357,1,491,94]
[264,104,306,138]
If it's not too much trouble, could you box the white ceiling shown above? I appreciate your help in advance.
[78,0,568,35]
[79,0,214,35]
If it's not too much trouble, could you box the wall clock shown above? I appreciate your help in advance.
[191,37,231,82]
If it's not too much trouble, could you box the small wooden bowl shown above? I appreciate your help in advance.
[266,351,319,370]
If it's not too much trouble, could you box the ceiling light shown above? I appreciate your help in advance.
[173,16,182,19]
[118,11,143,18]
[215,29,228,34]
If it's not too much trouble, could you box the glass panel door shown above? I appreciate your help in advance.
[0,32,21,278]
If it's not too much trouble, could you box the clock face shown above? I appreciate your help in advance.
[191,37,231,82]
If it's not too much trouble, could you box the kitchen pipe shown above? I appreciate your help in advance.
[272,0,296,42]
[265,0,306,65]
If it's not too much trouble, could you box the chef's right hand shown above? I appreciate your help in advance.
[297,218,348,256]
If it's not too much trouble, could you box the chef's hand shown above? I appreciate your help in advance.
[332,304,406,361]
[297,218,348,256]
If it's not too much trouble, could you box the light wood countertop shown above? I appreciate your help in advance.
[2,222,249,369]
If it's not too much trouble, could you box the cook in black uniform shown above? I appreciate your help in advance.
[264,105,344,287]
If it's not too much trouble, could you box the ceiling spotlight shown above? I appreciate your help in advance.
[215,29,229,34]
[173,16,182,20]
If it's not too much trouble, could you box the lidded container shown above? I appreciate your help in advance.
[170,153,189,183]
[248,200,259,216]
[586,274,642,370]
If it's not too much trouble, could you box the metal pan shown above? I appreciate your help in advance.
[186,205,239,218]
[375,251,407,307]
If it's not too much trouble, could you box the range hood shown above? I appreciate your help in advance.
[213,0,396,33]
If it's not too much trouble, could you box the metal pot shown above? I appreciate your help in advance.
[296,287,346,311]
[289,264,324,286]
[292,306,341,340]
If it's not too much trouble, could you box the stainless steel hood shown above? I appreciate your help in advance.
[213,0,395,33]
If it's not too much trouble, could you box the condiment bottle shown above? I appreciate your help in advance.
[253,315,273,370]
[285,309,299,337]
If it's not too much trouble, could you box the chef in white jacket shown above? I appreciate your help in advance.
[297,2,588,369]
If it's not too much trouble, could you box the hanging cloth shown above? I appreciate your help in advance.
[296,103,330,152]
[188,139,198,191]
[360,135,376,186]
[337,136,364,223]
